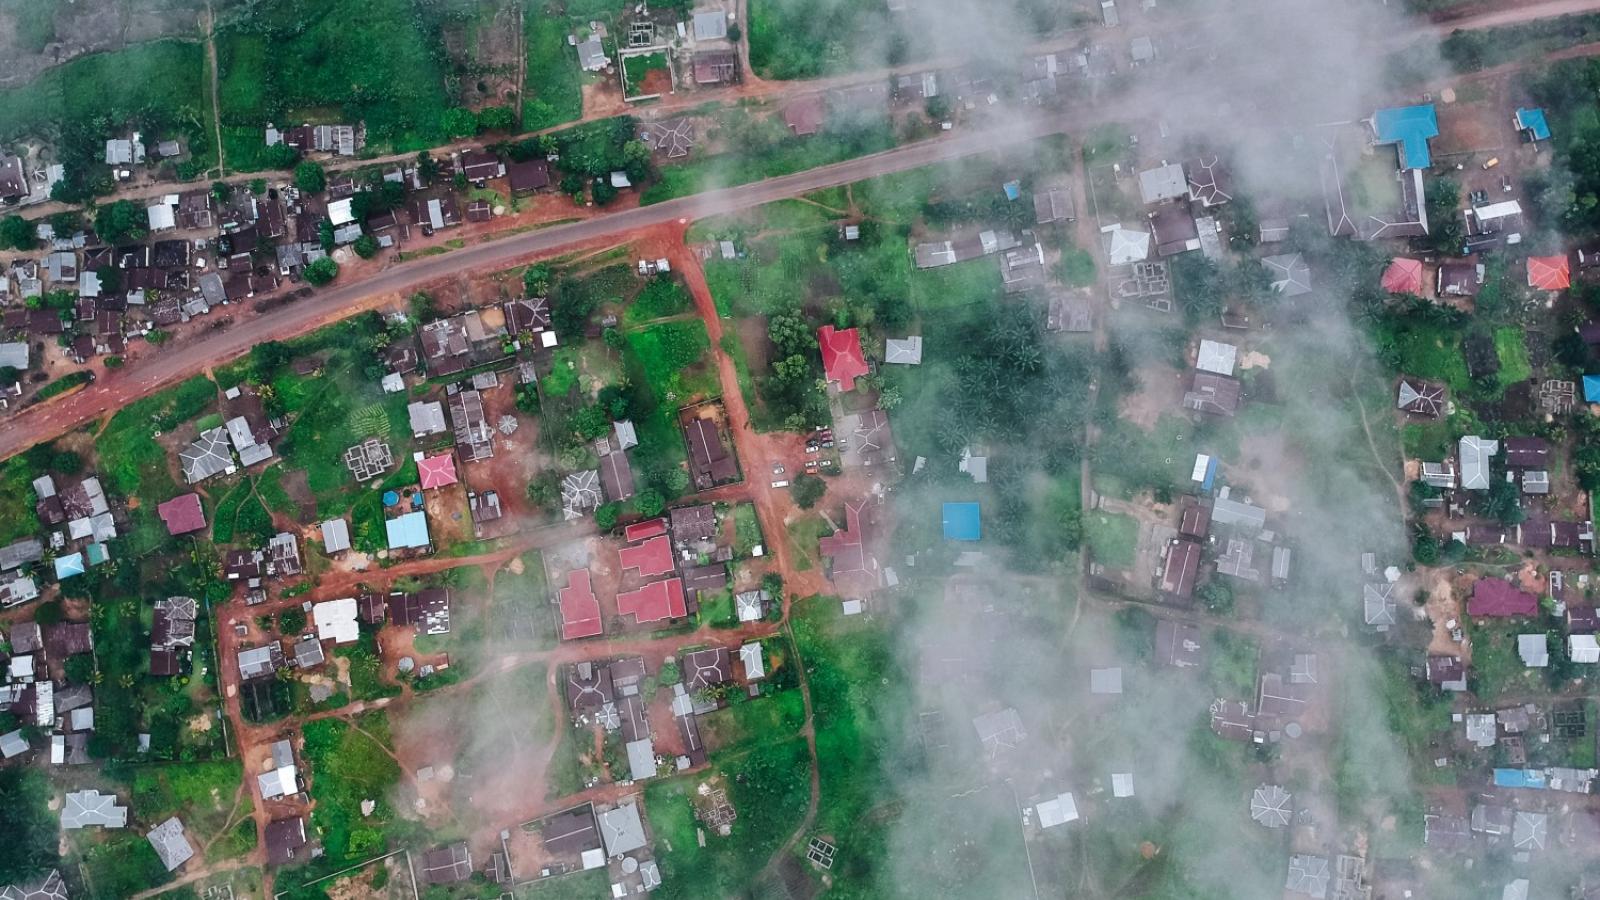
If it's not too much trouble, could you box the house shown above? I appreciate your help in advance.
[237,643,285,680]
[156,493,206,536]
[783,96,826,136]
[421,843,472,885]
[264,817,308,866]
[408,400,449,438]
[61,790,128,829]
[148,817,196,872]
[1516,107,1551,142]
[1160,541,1201,600]
[818,498,882,595]
[558,569,603,640]
[1518,633,1549,667]
[1438,259,1484,296]
[684,417,739,489]
[1034,189,1075,224]
[1263,253,1311,297]
[457,149,504,183]
[736,590,766,622]
[1286,854,1332,898]
[448,389,494,461]
[1182,372,1241,417]
[0,155,26,202]
[418,452,458,489]
[1426,655,1467,691]
[508,159,551,193]
[599,440,636,502]
[1364,583,1396,628]
[682,647,732,691]
[385,511,431,550]
[1149,203,1200,256]
[1469,578,1538,618]
[598,802,648,857]
[1397,378,1445,418]
[408,195,461,232]
[388,589,451,634]
[267,531,302,576]
[1035,792,1078,827]
[1195,339,1237,376]
[561,470,603,518]
[972,707,1026,759]
[1251,784,1292,828]
[1370,105,1439,170]
[180,427,234,484]
[577,37,608,72]
[617,578,688,625]
[1503,437,1549,468]
[226,415,275,468]
[670,505,718,547]
[1137,163,1188,204]
[257,740,298,799]
[620,536,676,578]
[1381,258,1425,294]
[817,325,868,391]
[1528,255,1571,291]
[1458,435,1499,490]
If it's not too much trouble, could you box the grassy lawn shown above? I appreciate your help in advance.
[523,0,584,129]
[623,276,693,326]
[909,259,1001,311]
[784,514,831,571]
[1469,623,1546,702]
[0,455,43,545]
[699,690,806,751]
[215,0,457,160]
[1494,326,1532,387]
[515,869,612,899]
[297,712,402,867]
[1402,420,1455,460]
[1082,509,1138,569]
[622,52,668,96]
[1374,318,1471,392]
[97,374,217,555]
[126,759,250,844]
[732,502,763,556]
[625,320,718,400]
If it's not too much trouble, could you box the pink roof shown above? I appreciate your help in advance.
[1468,578,1538,618]
[616,578,687,624]
[418,453,458,489]
[817,325,869,392]
[1528,255,1571,291]
[624,518,667,542]
[1381,257,1424,294]
[156,493,207,535]
[558,570,603,640]
[817,498,880,594]
[618,535,675,578]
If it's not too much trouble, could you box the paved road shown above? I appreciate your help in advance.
[0,117,1066,461]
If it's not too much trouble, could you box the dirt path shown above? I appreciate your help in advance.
[202,0,225,176]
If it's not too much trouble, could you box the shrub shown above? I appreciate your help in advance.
[304,257,339,286]
[293,161,326,194]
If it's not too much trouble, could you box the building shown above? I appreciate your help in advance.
[156,493,207,536]
[817,325,869,392]
[147,817,196,872]
[387,589,451,634]
[1397,378,1445,418]
[264,817,308,865]
[559,570,603,640]
[1263,253,1311,297]
[61,790,128,829]
[1458,435,1499,491]
[1138,163,1188,204]
[598,802,648,857]
[420,843,472,884]
[1469,578,1538,618]
[684,417,739,490]
[1371,105,1439,170]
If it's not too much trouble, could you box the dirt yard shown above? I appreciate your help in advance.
[1119,361,1185,430]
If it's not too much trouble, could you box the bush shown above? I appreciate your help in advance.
[0,215,33,250]
[304,257,340,286]
[595,502,620,531]
[293,161,327,194]
[353,234,379,258]
[262,144,300,169]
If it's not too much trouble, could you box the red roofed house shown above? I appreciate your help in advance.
[1468,578,1538,618]
[558,569,603,640]
[617,578,688,624]
[418,453,459,490]
[817,497,881,595]
[157,493,207,536]
[624,518,667,542]
[784,96,826,136]
[1528,255,1571,291]
[618,535,675,578]
[818,325,869,392]
[1381,257,1424,294]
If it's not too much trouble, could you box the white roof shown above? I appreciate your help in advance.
[1473,200,1522,221]
[313,597,359,644]
[409,400,448,435]
[1111,773,1134,797]
[1572,634,1600,663]
[1191,454,1212,482]
[693,10,728,40]
[327,197,356,226]
[885,336,923,365]
[146,202,176,231]
[257,764,298,799]
[1195,339,1237,376]
[1089,667,1123,694]
[1517,633,1548,667]
[739,642,765,680]
[1138,163,1188,203]
[1102,223,1150,265]
[1035,792,1078,827]
[0,729,26,758]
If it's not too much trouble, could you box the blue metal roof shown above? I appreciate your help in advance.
[385,510,431,549]
[1516,107,1551,141]
[1493,768,1546,789]
[1002,180,1022,201]
[1585,375,1600,402]
[54,552,85,580]
[1372,105,1439,170]
[942,502,982,542]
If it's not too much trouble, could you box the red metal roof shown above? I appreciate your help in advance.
[156,493,207,535]
[558,570,603,640]
[418,453,459,489]
[1528,255,1571,291]
[618,535,675,578]
[817,325,868,392]
[624,518,667,542]
[616,578,687,624]
[1380,257,1424,294]
[1467,578,1538,618]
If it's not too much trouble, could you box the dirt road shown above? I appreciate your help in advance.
[1432,0,1600,31]
[0,117,1068,462]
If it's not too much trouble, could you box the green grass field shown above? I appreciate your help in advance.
[523,0,584,129]
[1083,509,1139,569]
[1493,326,1532,387]
[1375,318,1471,392]
[623,52,668,96]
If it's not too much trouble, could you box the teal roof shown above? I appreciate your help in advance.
[385,511,431,549]
[1585,375,1600,402]
[1372,105,1439,170]
[54,552,85,580]
[85,542,109,565]
[942,502,982,542]
[1516,108,1551,141]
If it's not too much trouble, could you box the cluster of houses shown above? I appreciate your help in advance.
[1153,466,1289,606]
[0,618,97,765]
[556,508,733,641]
[0,472,128,605]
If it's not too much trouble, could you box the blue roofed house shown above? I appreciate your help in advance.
[54,552,86,581]
[1585,374,1600,403]
[942,502,982,541]
[1515,108,1551,143]
[1371,105,1439,170]
[386,510,431,550]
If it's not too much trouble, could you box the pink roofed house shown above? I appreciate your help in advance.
[1468,578,1538,618]
[818,325,869,392]
[616,578,687,624]
[1528,255,1571,291]
[558,569,603,640]
[156,493,207,536]
[1381,257,1424,294]
[618,535,675,578]
[417,453,459,489]
[624,518,667,542]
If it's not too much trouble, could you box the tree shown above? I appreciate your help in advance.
[635,489,665,517]
[726,23,742,42]
[1193,580,1233,613]
[768,312,815,356]
[1482,475,1525,526]
[304,257,340,286]
[791,474,826,509]
[441,107,479,139]
[0,215,33,250]
[523,263,552,296]
[293,161,327,195]
[592,179,618,205]
[262,143,299,169]
[1424,177,1465,254]
[0,769,58,883]
[572,404,612,440]
[317,218,335,252]
[621,140,654,183]
[353,234,379,258]
[249,178,267,194]
[211,180,232,202]
[416,150,440,183]
[595,502,621,531]
[477,106,516,132]
[93,200,147,244]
